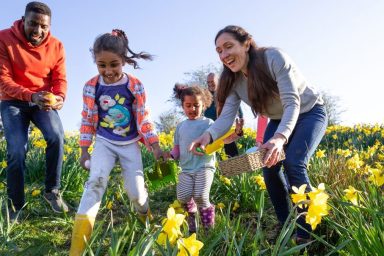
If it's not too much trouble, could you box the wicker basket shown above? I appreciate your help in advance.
[219,149,286,177]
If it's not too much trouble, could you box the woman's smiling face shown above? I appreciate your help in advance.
[215,32,250,74]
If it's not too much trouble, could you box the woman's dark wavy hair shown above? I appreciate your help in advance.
[214,25,278,116]
[173,84,212,111]
[91,29,152,69]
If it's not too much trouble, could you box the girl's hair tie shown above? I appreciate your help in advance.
[111,29,119,36]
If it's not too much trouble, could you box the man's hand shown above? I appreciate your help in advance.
[52,95,64,110]
[32,91,49,110]
[31,91,64,111]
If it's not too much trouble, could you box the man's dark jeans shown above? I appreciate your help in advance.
[262,104,328,238]
[1,100,64,211]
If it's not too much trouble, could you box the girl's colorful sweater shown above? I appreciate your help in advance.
[79,74,159,147]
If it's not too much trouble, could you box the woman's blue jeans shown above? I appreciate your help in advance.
[262,104,328,238]
[0,100,64,211]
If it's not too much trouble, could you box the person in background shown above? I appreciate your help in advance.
[69,29,163,256]
[0,1,68,223]
[205,72,268,153]
[191,25,328,243]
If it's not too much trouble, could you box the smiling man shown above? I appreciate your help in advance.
[0,1,68,222]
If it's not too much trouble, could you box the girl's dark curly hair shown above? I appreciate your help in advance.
[173,84,212,111]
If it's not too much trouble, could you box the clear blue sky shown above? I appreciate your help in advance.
[1,1,383,131]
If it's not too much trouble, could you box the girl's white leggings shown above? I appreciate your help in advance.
[77,137,148,217]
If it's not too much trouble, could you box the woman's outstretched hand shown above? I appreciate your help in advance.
[189,131,212,156]
[260,133,286,168]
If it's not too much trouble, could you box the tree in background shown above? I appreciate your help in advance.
[155,110,183,134]
[169,63,221,107]
[182,63,220,87]
[321,90,345,125]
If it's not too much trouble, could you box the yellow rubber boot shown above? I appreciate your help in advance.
[69,214,95,256]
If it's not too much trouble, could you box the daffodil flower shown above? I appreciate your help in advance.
[346,154,364,171]
[169,200,185,214]
[291,184,307,208]
[33,140,47,148]
[217,202,225,209]
[0,160,7,169]
[32,189,41,197]
[106,201,113,210]
[177,233,204,256]
[157,207,185,245]
[254,175,266,190]
[232,201,240,212]
[344,186,360,205]
[315,149,326,158]
[368,168,384,186]
[219,175,231,186]
[306,183,330,230]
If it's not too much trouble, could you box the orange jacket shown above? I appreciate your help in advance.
[0,20,67,101]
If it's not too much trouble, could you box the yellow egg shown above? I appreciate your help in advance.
[46,93,57,105]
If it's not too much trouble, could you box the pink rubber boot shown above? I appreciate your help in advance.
[200,204,215,229]
[185,198,197,233]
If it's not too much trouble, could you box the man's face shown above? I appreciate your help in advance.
[207,74,217,93]
[23,11,50,46]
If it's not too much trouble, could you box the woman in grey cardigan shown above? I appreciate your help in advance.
[190,25,328,242]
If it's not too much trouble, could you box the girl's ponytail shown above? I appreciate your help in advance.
[173,83,188,100]
[91,29,153,69]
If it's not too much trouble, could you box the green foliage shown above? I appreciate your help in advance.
[0,124,383,255]
[325,183,384,256]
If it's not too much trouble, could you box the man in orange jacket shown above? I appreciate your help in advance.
[0,1,68,222]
